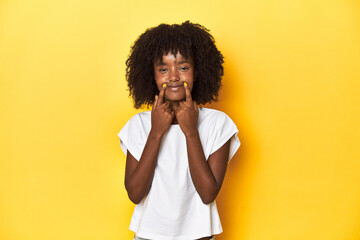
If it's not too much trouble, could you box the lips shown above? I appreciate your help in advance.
[167,86,182,91]
[166,84,183,88]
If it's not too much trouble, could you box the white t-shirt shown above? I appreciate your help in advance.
[117,107,241,240]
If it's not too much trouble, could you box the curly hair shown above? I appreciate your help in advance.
[125,20,224,109]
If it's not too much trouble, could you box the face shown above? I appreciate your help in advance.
[154,51,195,102]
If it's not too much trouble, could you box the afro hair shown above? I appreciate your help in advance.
[125,20,224,109]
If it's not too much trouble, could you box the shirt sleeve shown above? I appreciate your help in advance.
[117,114,145,161]
[209,112,241,162]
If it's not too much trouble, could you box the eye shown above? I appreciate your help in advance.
[179,66,190,71]
[158,68,168,73]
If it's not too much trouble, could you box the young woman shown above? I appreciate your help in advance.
[118,21,241,240]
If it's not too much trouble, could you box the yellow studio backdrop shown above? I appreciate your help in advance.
[0,0,359,239]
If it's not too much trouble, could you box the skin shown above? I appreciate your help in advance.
[124,52,231,240]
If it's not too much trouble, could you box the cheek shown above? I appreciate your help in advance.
[186,75,195,87]
[154,74,162,89]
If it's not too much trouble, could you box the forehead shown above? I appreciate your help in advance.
[154,51,193,64]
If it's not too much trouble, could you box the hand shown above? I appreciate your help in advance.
[151,84,174,137]
[173,82,199,137]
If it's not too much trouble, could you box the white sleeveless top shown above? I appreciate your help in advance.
[118,107,240,240]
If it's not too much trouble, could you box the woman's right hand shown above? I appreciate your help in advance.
[125,85,172,204]
[151,84,174,137]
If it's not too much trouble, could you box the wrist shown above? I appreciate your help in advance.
[149,128,164,140]
[184,128,199,139]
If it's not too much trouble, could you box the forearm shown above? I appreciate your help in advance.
[185,131,219,204]
[125,130,162,204]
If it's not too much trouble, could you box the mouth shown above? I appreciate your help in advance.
[166,84,184,91]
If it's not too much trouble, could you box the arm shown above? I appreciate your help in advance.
[124,131,162,204]
[173,84,231,204]
[185,132,230,204]
[124,86,173,204]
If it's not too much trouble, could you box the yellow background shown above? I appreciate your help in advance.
[1,0,359,239]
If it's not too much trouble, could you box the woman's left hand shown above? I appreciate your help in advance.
[173,82,199,137]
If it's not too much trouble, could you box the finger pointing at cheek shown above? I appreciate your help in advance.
[159,83,166,104]
[184,82,192,105]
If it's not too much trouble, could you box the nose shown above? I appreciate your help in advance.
[168,69,180,82]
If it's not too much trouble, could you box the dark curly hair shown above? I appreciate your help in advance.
[125,20,224,109]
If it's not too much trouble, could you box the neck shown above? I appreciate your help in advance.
[171,118,178,125]
[169,101,180,125]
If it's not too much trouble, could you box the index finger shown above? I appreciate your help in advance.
[158,83,166,104]
[184,82,192,105]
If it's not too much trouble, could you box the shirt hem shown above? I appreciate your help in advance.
[130,226,222,240]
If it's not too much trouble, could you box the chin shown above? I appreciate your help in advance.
[165,93,186,102]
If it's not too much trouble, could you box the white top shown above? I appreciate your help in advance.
[117,107,241,240]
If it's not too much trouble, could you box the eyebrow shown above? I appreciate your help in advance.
[155,60,192,67]
[155,62,166,67]
[178,60,191,64]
